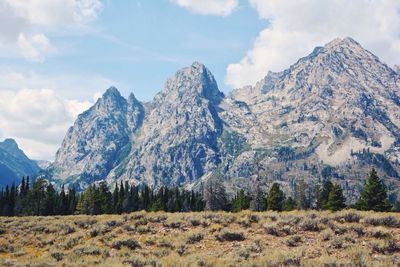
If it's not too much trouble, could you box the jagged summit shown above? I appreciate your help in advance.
[103,86,121,97]
[324,37,361,49]
[1,138,19,150]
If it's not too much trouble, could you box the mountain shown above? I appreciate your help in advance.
[49,38,400,202]
[50,87,144,189]
[0,139,40,187]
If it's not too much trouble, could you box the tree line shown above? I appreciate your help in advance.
[0,168,397,216]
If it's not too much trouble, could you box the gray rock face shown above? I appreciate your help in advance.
[0,138,40,187]
[51,87,144,188]
[50,38,400,201]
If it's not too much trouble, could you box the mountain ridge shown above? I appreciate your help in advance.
[47,37,400,203]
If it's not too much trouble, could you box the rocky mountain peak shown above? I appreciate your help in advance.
[0,138,19,150]
[155,62,223,105]
[103,86,122,98]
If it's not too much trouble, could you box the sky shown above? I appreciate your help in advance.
[0,0,399,161]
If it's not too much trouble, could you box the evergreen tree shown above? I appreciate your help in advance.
[266,183,285,211]
[232,189,250,212]
[317,180,333,210]
[295,180,311,210]
[326,184,346,211]
[358,168,392,211]
[43,183,58,215]
[27,178,48,215]
[283,197,297,211]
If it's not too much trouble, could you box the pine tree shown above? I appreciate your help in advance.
[283,197,297,211]
[266,183,286,211]
[358,168,392,211]
[43,183,58,216]
[317,180,333,210]
[232,189,250,212]
[326,184,346,211]
[295,180,311,210]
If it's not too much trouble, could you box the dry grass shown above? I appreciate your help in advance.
[0,210,399,266]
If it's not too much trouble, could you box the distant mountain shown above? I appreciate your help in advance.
[0,139,40,187]
[48,38,400,202]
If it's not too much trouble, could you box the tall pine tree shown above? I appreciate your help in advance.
[358,168,392,211]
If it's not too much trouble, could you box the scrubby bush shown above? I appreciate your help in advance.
[372,239,400,254]
[112,239,141,250]
[216,231,245,242]
[186,233,204,244]
[364,216,400,228]
[286,235,302,247]
[51,252,64,262]
[300,219,320,232]
[265,225,280,236]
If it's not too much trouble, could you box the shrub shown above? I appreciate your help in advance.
[265,225,280,236]
[351,226,365,237]
[157,240,175,249]
[364,216,400,228]
[190,219,201,226]
[122,225,135,232]
[186,233,204,244]
[148,215,167,223]
[370,228,391,239]
[300,219,320,232]
[372,239,400,254]
[112,239,141,250]
[177,245,186,256]
[330,237,344,249]
[163,221,182,229]
[74,220,97,229]
[58,224,75,235]
[286,235,302,247]
[74,247,103,256]
[281,225,294,235]
[335,212,361,223]
[0,228,6,235]
[216,231,245,242]
[51,252,64,262]
[321,229,332,241]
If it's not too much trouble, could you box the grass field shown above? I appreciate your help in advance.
[0,210,400,266]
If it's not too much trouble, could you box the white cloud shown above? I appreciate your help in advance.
[226,0,400,88]
[17,33,55,62]
[172,0,238,16]
[0,89,92,160]
[0,0,103,61]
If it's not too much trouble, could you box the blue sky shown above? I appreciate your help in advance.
[0,0,399,160]
[68,0,265,100]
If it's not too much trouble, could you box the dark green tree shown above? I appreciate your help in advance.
[358,168,392,211]
[317,180,333,210]
[232,189,250,212]
[326,184,346,211]
[266,183,286,211]
[283,197,297,211]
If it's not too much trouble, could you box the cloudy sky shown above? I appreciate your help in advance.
[0,0,399,161]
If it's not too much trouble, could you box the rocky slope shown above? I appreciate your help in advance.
[0,139,40,187]
[49,38,400,202]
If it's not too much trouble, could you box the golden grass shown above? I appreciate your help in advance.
[0,210,399,266]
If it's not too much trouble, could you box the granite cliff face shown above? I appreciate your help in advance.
[49,38,400,201]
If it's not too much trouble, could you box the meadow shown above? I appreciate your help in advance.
[0,210,400,266]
